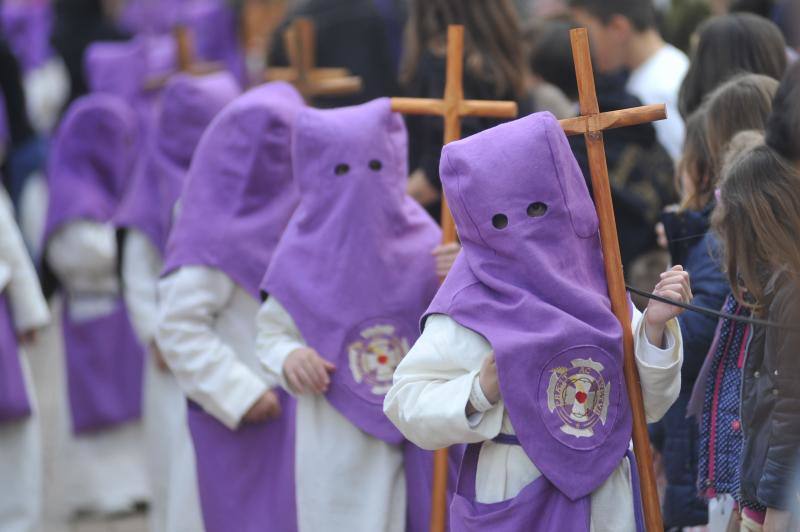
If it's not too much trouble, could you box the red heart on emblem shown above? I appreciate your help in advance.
[575,391,588,404]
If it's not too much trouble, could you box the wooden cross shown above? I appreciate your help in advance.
[144,25,222,90]
[265,17,363,99]
[388,25,518,532]
[563,28,666,531]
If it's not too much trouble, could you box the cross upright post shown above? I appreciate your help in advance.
[144,25,222,90]
[389,24,519,532]
[265,17,363,99]
[564,27,666,531]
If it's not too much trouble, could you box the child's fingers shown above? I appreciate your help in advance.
[658,283,690,302]
[302,358,327,392]
[323,360,336,373]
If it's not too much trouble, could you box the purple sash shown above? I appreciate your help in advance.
[187,394,297,532]
[62,297,144,433]
[451,442,590,531]
[0,294,31,422]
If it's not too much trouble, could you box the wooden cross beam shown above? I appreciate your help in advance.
[265,17,363,99]
[567,27,665,531]
[389,25,518,532]
[144,25,222,91]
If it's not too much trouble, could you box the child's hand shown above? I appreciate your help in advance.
[478,352,501,404]
[284,347,336,395]
[432,242,461,278]
[17,329,37,344]
[645,265,692,347]
[243,390,282,424]
[150,342,170,372]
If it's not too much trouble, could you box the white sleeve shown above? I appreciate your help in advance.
[0,190,49,331]
[631,307,683,423]
[121,230,161,344]
[45,220,117,287]
[384,314,504,451]
[156,266,267,430]
[255,296,306,393]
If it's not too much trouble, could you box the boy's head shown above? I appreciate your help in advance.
[568,0,658,73]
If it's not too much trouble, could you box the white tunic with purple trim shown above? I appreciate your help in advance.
[385,309,682,532]
[256,296,407,532]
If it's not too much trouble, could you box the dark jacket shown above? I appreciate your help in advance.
[650,206,729,527]
[740,277,800,510]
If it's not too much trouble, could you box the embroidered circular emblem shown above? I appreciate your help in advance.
[539,346,621,450]
[345,318,411,397]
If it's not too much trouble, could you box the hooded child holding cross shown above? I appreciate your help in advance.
[384,111,692,531]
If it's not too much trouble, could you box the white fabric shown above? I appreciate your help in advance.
[24,57,69,135]
[0,189,49,332]
[18,172,47,258]
[626,43,689,162]
[256,297,406,532]
[156,266,272,430]
[384,309,682,532]
[0,188,48,532]
[46,221,149,515]
[122,231,203,532]
[45,221,118,320]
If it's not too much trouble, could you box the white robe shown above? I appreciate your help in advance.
[121,230,203,532]
[0,189,49,532]
[384,309,683,532]
[45,220,149,515]
[156,266,272,431]
[256,297,406,532]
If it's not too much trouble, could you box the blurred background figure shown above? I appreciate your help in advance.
[267,0,402,107]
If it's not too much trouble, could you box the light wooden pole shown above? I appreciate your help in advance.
[144,25,222,90]
[389,25,518,532]
[265,17,363,99]
[564,27,665,531]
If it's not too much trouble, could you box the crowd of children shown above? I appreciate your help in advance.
[0,0,799,531]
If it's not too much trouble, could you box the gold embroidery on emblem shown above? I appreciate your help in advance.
[347,324,410,395]
[546,358,610,438]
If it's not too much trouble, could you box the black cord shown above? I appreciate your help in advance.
[626,285,798,330]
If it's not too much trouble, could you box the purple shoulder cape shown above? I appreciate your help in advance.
[261,99,441,443]
[162,81,304,298]
[43,94,140,244]
[425,112,632,501]
[115,71,240,254]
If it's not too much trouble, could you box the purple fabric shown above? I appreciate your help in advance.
[425,112,631,512]
[0,0,52,73]
[450,442,591,531]
[43,94,144,434]
[84,38,149,103]
[120,0,183,34]
[187,394,297,532]
[0,294,31,422]
[62,299,144,433]
[180,0,245,83]
[162,81,303,297]
[115,72,240,254]
[261,98,442,443]
[43,94,140,244]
